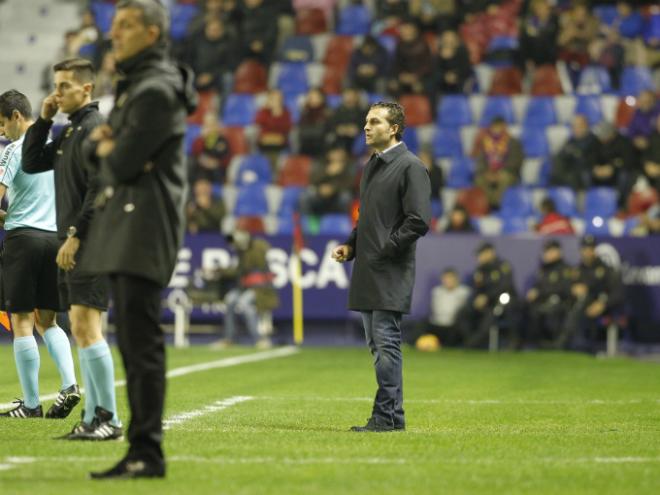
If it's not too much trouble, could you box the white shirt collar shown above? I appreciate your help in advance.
[378,141,403,157]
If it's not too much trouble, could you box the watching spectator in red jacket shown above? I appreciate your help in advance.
[536,198,574,235]
[255,89,292,169]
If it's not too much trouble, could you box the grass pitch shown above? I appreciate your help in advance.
[0,343,659,495]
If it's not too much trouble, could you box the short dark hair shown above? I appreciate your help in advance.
[369,101,406,141]
[0,90,32,119]
[442,267,458,277]
[116,0,170,41]
[53,58,95,85]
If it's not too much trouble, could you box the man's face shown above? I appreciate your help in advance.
[0,112,21,142]
[364,107,396,149]
[110,7,160,62]
[442,272,459,290]
[572,115,589,138]
[638,91,655,112]
[580,246,596,263]
[477,249,494,266]
[542,247,561,264]
[54,70,91,114]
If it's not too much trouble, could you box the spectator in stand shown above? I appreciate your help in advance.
[519,0,559,72]
[299,147,354,216]
[535,198,574,235]
[387,18,433,97]
[325,87,367,152]
[408,267,471,348]
[187,0,226,37]
[239,0,279,66]
[590,26,625,90]
[628,115,660,233]
[190,111,231,184]
[298,88,331,157]
[183,17,237,93]
[93,51,116,100]
[255,89,292,170]
[186,178,226,234]
[433,29,472,95]
[550,114,598,190]
[375,0,409,19]
[418,148,443,199]
[558,1,599,87]
[441,205,475,233]
[458,0,501,22]
[609,1,644,40]
[591,122,636,202]
[348,36,390,94]
[472,116,524,209]
[626,90,660,155]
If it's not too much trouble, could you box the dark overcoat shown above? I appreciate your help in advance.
[345,142,431,313]
[80,44,197,287]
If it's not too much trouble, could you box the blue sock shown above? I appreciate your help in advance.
[13,336,40,409]
[42,326,77,390]
[78,350,98,425]
[80,340,120,426]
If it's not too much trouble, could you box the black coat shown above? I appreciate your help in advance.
[80,44,197,287]
[345,143,431,313]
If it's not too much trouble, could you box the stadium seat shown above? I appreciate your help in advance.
[278,186,304,216]
[615,97,636,129]
[276,214,295,234]
[402,128,419,154]
[644,13,660,46]
[456,186,490,217]
[545,187,577,217]
[235,216,266,234]
[546,125,571,154]
[234,184,269,216]
[323,36,353,69]
[91,2,114,34]
[352,132,368,157]
[221,94,256,126]
[277,63,309,96]
[399,95,432,126]
[521,127,550,157]
[523,97,557,127]
[279,36,315,63]
[623,216,641,235]
[576,66,612,95]
[318,214,353,235]
[584,187,618,218]
[489,67,523,95]
[184,124,201,156]
[500,186,534,218]
[430,199,443,218]
[432,127,463,158]
[619,66,655,96]
[501,216,530,235]
[336,4,371,35]
[593,5,618,26]
[296,8,328,35]
[574,95,603,125]
[233,60,268,94]
[479,96,515,126]
[530,65,563,96]
[224,126,249,156]
[583,215,611,235]
[187,90,217,125]
[170,4,199,41]
[321,68,343,95]
[284,93,302,124]
[234,154,272,186]
[277,155,312,187]
[446,157,475,188]
[378,35,397,55]
[437,96,472,127]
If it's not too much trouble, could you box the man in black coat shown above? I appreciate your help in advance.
[80,0,196,479]
[332,102,431,432]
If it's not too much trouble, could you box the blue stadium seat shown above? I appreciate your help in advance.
[184,124,201,155]
[277,63,309,96]
[352,131,368,156]
[584,187,618,218]
[593,5,617,26]
[221,94,256,126]
[327,94,343,108]
[500,186,534,218]
[546,187,577,217]
[279,36,315,63]
[446,157,474,188]
[523,97,557,127]
[536,158,552,187]
[577,66,612,94]
[336,5,371,35]
[276,215,295,234]
[501,216,529,234]
[487,36,519,52]
[430,199,443,218]
[234,184,269,216]
[521,127,550,157]
[278,186,303,215]
[644,13,660,46]
[584,215,611,235]
[170,4,199,41]
[378,35,397,55]
[235,154,272,186]
[437,96,472,127]
[479,96,516,126]
[623,216,641,235]
[574,95,603,125]
[91,2,114,34]
[319,214,353,235]
[402,128,419,154]
[284,93,301,124]
[432,127,463,158]
[619,67,655,96]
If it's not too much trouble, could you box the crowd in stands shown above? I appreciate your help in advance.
[43,0,660,237]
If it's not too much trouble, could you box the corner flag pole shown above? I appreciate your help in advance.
[292,213,304,345]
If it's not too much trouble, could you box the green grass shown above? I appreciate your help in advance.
[0,344,659,494]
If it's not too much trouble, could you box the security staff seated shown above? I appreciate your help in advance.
[461,242,519,348]
[525,240,574,348]
[562,235,624,351]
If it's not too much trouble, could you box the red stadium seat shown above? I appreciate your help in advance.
[224,127,249,156]
[187,90,218,125]
[321,69,344,95]
[233,60,268,94]
[235,216,266,234]
[456,186,490,217]
[323,35,353,70]
[615,98,636,129]
[399,95,433,126]
[489,67,523,95]
[530,65,563,96]
[296,8,328,35]
[277,155,312,187]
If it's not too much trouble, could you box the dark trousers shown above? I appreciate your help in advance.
[360,310,404,428]
[111,274,165,465]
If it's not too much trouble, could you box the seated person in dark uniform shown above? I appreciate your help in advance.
[461,242,519,348]
[562,235,624,351]
[525,240,574,348]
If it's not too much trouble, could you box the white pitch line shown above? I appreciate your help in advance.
[253,396,660,405]
[0,346,299,410]
[163,396,254,430]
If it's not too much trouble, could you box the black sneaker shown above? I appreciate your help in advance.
[350,417,405,432]
[45,384,81,419]
[90,456,165,479]
[69,406,123,441]
[57,409,97,440]
[0,399,43,418]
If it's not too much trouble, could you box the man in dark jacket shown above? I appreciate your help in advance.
[80,0,196,479]
[332,102,432,432]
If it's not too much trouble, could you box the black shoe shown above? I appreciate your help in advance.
[68,406,123,441]
[45,384,81,419]
[0,399,43,418]
[90,457,165,480]
[350,417,405,432]
[57,409,97,440]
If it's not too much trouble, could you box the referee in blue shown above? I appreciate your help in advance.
[0,90,79,419]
